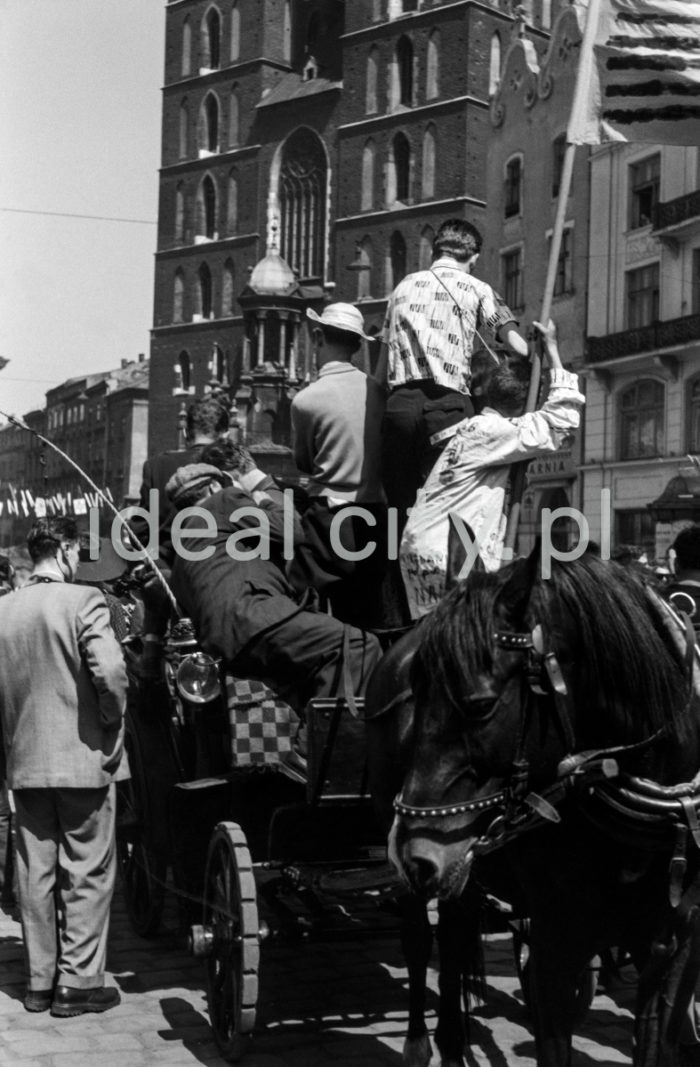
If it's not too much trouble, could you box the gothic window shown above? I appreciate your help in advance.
[175,183,185,243]
[502,247,524,309]
[177,351,191,392]
[179,101,189,159]
[419,225,434,270]
[361,140,375,211]
[505,156,522,217]
[396,36,414,107]
[211,343,225,382]
[356,238,373,300]
[366,46,379,114]
[173,270,185,323]
[182,17,192,77]
[283,1,292,63]
[222,260,235,316]
[489,33,501,96]
[421,125,436,200]
[227,171,238,233]
[551,227,574,296]
[197,263,213,319]
[196,175,217,239]
[393,132,411,203]
[279,128,327,279]
[426,30,439,100]
[552,134,567,197]
[230,1,240,62]
[619,380,665,460]
[198,93,220,154]
[390,230,407,289]
[229,87,239,147]
[202,6,221,69]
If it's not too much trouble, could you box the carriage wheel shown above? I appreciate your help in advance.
[201,822,260,1062]
[512,920,600,1025]
[116,716,167,937]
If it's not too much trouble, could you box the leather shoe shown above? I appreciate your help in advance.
[24,988,53,1012]
[51,985,120,1017]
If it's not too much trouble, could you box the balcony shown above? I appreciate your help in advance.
[587,312,700,364]
[653,189,700,235]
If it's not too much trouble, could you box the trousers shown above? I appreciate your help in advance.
[14,785,116,991]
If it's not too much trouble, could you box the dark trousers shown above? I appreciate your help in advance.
[232,608,382,714]
[381,381,473,535]
[287,499,388,629]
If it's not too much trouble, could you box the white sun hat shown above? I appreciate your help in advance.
[306,302,372,341]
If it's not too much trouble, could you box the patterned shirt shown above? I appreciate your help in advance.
[382,257,515,394]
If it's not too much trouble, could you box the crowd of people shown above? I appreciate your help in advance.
[0,215,694,1018]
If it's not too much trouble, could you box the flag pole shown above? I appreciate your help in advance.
[503,0,603,555]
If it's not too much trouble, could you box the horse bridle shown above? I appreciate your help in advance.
[393,624,671,855]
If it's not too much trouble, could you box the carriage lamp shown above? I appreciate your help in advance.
[175,652,221,704]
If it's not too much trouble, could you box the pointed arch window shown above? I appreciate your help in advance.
[283,1,292,63]
[230,1,240,62]
[227,171,238,234]
[222,260,235,317]
[179,101,189,159]
[196,175,217,239]
[197,263,213,319]
[419,225,434,270]
[356,238,373,300]
[389,231,407,290]
[211,343,225,382]
[176,351,191,393]
[396,36,414,107]
[199,93,220,154]
[279,127,327,280]
[182,17,192,77]
[393,132,411,203]
[489,33,501,96]
[361,140,376,212]
[421,125,436,200]
[202,7,221,70]
[175,183,186,243]
[426,30,439,100]
[229,87,239,147]
[173,270,185,324]
[366,46,379,114]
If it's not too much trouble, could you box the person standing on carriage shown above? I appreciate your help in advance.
[165,455,381,715]
[378,217,529,534]
[0,517,127,1016]
[131,394,231,679]
[287,303,387,629]
[400,318,584,619]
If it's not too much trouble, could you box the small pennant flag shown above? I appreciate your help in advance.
[569,0,700,145]
[0,358,9,371]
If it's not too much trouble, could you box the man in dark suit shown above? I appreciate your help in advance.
[167,452,381,712]
[131,394,230,677]
[0,517,128,1016]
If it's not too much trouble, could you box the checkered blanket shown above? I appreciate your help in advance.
[225,675,300,768]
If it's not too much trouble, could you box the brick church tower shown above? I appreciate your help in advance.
[148,0,548,465]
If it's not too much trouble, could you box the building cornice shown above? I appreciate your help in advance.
[342,1,519,42]
[163,57,291,92]
[151,316,244,337]
[335,195,486,227]
[160,144,262,176]
[156,234,260,257]
[338,94,487,134]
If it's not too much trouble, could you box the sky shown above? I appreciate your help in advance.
[0,0,165,419]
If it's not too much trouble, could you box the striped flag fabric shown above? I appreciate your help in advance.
[568,0,700,145]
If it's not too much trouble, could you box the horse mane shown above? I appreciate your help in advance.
[413,554,689,743]
[532,554,688,741]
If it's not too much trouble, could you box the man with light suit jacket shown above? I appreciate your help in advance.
[0,517,128,1016]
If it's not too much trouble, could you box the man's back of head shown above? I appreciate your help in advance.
[27,517,80,564]
[672,524,700,576]
[471,352,530,418]
[432,218,483,265]
[186,395,230,445]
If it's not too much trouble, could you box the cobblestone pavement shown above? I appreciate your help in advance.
[0,884,641,1067]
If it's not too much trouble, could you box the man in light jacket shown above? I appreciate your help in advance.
[0,517,128,1016]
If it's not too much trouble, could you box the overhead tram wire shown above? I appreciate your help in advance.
[0,207,157,225]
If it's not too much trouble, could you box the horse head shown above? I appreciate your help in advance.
[393,550,693,900]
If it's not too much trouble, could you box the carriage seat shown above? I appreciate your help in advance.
[224,674,304,780]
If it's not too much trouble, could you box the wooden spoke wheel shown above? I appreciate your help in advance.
[512,919,600,1025]
[202,822,260,1063]
[116,713,167,937]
